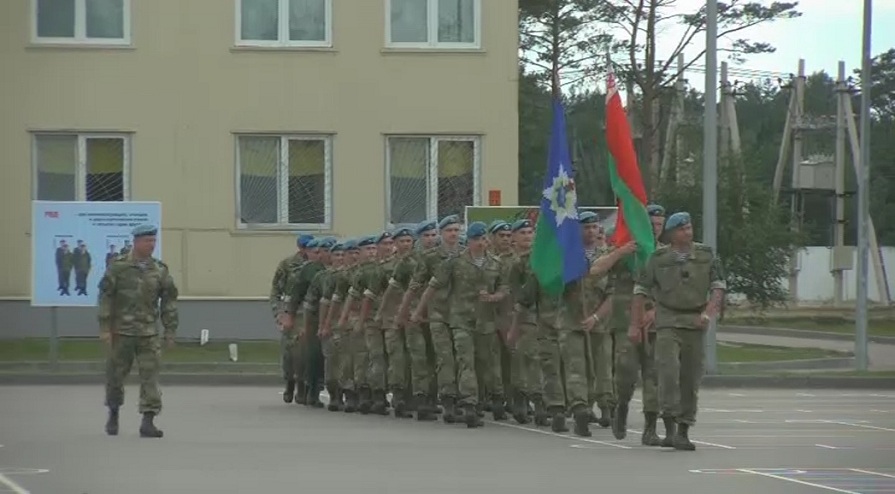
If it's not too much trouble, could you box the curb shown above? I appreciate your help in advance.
[717,357,855,373]
[719,325,895,344]
[0,361,279,374]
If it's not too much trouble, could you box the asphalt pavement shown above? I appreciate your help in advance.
[1,386,894,494]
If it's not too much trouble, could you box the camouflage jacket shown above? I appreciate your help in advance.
[429,251,507,332]
[303,266,333,317]
[390,251,423,314]
[559,257,612,330]
[349,260,379,325]
[269,252,302,315]
[365,254,404,326]
[411,245,460,323]
[506,251,537,325]
[286,260,324,315]
[97,254,179,337]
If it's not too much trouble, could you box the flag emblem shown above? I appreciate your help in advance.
[542,163,578,226]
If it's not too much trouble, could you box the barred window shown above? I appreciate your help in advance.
[33,133,129,202]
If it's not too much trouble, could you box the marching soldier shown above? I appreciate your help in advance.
[319,240,348,411]
[270,234,313,403]
[487,220,515,415]
[329,239,363,412]
[295,237,336,407]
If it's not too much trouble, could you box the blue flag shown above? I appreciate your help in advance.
[530,99,588,296]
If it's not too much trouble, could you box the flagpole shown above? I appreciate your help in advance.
[703,0,719,374]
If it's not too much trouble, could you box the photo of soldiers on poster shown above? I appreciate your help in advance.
[31,201,162,307]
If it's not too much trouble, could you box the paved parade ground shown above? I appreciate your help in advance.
[1,386,894,494]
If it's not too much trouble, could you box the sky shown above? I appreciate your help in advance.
[579,0,895,94]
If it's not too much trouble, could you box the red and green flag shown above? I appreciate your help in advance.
[605,68,655,270]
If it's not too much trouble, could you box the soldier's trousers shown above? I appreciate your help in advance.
[429,319,457,398]
[364,324,386,391]
[336,322,356,390]
[615,331,658,413]
[511,322,542,396]
[656,328,705,426]
[384,326,407,392]
[453,326,502,406]
[303,313,323,388]
[539,322,589,411]
[402,323,431,396]
[587,331,616,409]
[322,330,342,387]
[280,331,301,382]
[344,320,368,391]
[105,335,162,414]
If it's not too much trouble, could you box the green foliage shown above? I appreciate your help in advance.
[655,158,806,308]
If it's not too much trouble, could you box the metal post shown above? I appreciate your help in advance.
[856,0,872,371]
[49,306,59,372]
[834,62,847,306]
[703,0,719,374]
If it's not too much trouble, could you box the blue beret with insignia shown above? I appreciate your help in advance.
[132,224,157,238]
[647,204,666,217]
[357,236,376,247]
[415,220,437,235]
[296,234,315,247]
[305,238,320,249]
[330,241,345,252]
[511,219,532,232]
[376,231,393,244]
[488,220,511,234]
[343,238,358,250]
[393,227,413,239]
[664,212,691,232]
[578,211,600,224]
[438,215,460,229]
[317,237,336,250]
[466,221,488,239]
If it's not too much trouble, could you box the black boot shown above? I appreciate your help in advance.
[597,406,612,428]
[415,394,437,421]
[306,382,324,408]
[465,404,484,428]
[661,417,676,447]
[573,407,592,437]
[139,412,163,438]
[588,407,599,424]
[550,407,568,433]
[371,390,389,415]
[491,395,508,421]
[358,387,373,414]
[673,422,696,451]
[475,402,485,418]
[533,395,549,427]
[326,385,342,412]
[612,402,628,440]
[283,380,296,403]
[441,396,457,424]
[105,407,119,436]
[404,391,418,413]
[343,390,358,413]
[294,381,307,405]
[642,412,662,446]
[512,392,530,424]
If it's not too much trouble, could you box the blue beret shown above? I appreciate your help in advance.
[415,220,437,235]
[579,211,600,224]
[647,204,666,217]
[664,212,691,232]
[466,221,488,239]
[317,237,336,250]
[357,236,376,247]
[132,224,157,237]
[343,238,358,250]
[330,242,345,252]
[438,215,460,229]
[511,219,533,232]
[305,238,320,249]
[488,220,511,234]
[296,234,315,247]
[376,231,393,243]
[393,227,414,239]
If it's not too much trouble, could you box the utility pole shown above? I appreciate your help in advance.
[856,0,872,371]
[703,0,719,374]
[833,62,847,305]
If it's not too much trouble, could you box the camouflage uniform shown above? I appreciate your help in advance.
[298,263,331,407]
[489,249,515,413]
[320,262,344,411]
[270,252,304,396]
[429,250,507,427]
[332,260,363,412]
[99,249,178,438]
[285,257,324,404]
[635,240,725,450]
[357,253,395,414]
[346,258,375,412]
[584,246,615,426]
[505,251,543,423]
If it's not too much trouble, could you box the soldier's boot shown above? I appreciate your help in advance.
[475,403,485,418]
[612,401,629,440]
[641,412,662,446]
[370,390,389,415]
[358,387,373,415]
[464,404,484,429]
[550,407,569,433]
[306,382,324,408]
[392,390,412,419]
[404,391,418,413]
[415,394,437,421]
[533,395,550,427]
[483,402,493,413]
[673,423,696,451]
[343,390,358,413]
[661,417,677,448]
[587,405,599,424]
[105,407,119,436]
[294,381,307,405]
[573,406,592,437]
[139,412,163,438]
[441,396,457,424]
[491,395,508,421]
[326,385,342,412]
[283,380,296,403]
[597,406,612,428]
[512,392,530,424]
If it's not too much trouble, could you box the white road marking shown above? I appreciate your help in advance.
[732,419,755,423]
[815,444,839,449]
[737,468,859,494]
[626,428,736,449]
[823,421,895,433]
[796,393,816,397]
[0,474,30,494]
[728,393,746,397]
[488,420,632,449]
[795,409,813,413]
[849,468,895,479]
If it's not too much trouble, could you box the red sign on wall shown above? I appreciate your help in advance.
[488,190,501,206]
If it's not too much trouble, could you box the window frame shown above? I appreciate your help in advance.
[31,0,132,46]
[234,133,334,231]
[384,134,481,228]
[234,0,333,48]
[384,0,481,50]
[31,132,132,201]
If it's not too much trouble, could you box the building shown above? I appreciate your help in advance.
[0,0,519,339]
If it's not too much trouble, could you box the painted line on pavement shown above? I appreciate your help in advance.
[0,474,29,494]
[487,420,632,449]
[737,468,859,494]
[625,428,736,449]
[850,468,895,479]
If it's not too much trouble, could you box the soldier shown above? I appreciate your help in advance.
[73,240,92,296]
[99,224,178,438]
[631,211,726,451]
[57,241,73,296]
[329,239,363,412]
[413,222,508,428]
[270,234,313,403]
[487,220,515,415]
[279,237,321,404]
[319,240,347,411]
[580,211,614,427]
[294,237,335,408]
[399,215,463,423]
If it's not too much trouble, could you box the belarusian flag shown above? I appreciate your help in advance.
[605,68,655,270]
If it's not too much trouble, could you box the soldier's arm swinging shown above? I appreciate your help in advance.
[704,255,727,320]
[159,266,180,344]
[97,267,117,343]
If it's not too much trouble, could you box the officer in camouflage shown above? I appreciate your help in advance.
[296,237,336,407]
[319,240,348,411]
[330,239,364,412]
[270,234,313,403]
[100,224,178,438]
[487,220,515,415]
[631,211,726,451]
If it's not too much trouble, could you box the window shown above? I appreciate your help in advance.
[32,0,130,45]
[387,0,480,48]
[386,136,480,226]
[237,0,332,47]
[236,134,332,229]
[33,133,130,202]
